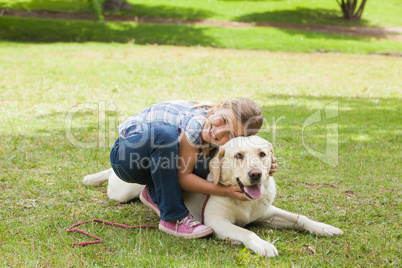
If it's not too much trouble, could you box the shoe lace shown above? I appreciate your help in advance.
[177,215,200,229]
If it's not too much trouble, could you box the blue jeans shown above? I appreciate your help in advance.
[110,126,210,222]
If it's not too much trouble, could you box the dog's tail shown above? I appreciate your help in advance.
[83,168,113,186]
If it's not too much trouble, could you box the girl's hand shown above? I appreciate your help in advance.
[269,155,277,176]
[224,185,249,201]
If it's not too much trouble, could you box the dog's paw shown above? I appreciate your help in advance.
[309,222,343,237]
[83,175,94,185]
[83,175,104,186]
[248,239,278,257]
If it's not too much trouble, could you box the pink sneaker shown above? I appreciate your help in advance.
[158,214,213,239]
[139,186,160,216]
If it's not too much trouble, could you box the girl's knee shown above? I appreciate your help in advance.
[153,126,180,145]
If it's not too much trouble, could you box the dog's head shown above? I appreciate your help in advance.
[209,136,273,200]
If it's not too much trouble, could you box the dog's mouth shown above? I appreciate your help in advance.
[237,178,262,200]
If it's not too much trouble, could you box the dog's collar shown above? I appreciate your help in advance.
[201,194,210,224]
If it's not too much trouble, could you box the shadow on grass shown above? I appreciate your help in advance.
[235,7,370,26]
[0,0,217,20]
[0,15,379,51]
[258,95,400,135]
[0,16,216,46]
[119,4,216,20]
[257,95,400,170]
[0,0,90,12]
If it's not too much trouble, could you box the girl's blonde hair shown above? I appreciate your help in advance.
[193,97,263,157]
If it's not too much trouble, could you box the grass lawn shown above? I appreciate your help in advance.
[1,0,401,55]
[0,0,401,27]
[0,42,401,267]
[1,16,401,55]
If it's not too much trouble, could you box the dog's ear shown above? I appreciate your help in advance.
[268,142,274,156]
[209,147,225,185]
[267,142,274,171]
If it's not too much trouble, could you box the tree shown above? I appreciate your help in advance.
[336,0,367,21]
[88,0,133,21]
[103,0,133,12]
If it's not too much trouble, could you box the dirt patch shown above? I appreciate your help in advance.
[304,182,339,190]
[2,9,402,41]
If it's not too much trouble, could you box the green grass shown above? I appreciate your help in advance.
[1,0,401,27]
[1,16,401,55]
[0,42,401,266]
[1,0,401,54]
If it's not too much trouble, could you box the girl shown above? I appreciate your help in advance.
[110,98,277,239]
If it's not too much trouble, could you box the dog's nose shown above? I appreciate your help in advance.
[248,169,262,183]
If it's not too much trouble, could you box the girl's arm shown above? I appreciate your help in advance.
[177,134,248,201]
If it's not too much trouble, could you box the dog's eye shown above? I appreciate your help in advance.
[259,152,266,158]
[234,153,244,160]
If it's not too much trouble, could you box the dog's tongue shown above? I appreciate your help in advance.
[244,184,262,199]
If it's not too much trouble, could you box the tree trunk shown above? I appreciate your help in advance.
[336,0,367,21]
[103,0,133,12]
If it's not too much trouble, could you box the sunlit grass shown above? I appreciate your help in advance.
[0,42,401,266]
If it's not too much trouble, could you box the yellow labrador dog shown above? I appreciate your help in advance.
[84,136,343,257]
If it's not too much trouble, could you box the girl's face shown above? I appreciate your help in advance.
[202,108,246,146]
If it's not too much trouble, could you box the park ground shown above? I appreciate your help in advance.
[0,0,401,267]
